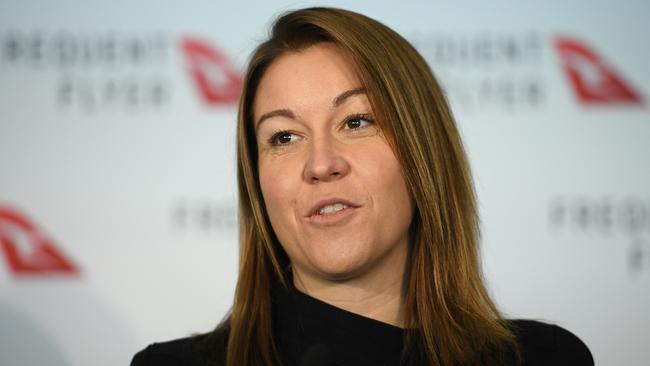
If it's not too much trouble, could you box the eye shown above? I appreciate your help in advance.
[345,114,374,130]
[268,130,298,146]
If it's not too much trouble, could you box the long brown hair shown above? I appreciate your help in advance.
[217,7,519,366]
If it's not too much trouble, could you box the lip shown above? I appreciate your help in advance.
[305,198,360,218]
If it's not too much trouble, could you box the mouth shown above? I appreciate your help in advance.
[306,198,360,219]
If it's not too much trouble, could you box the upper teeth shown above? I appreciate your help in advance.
[318,203,349,215]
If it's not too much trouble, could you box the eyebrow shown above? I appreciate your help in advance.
[255,87,367,131]
[333,87,367,107]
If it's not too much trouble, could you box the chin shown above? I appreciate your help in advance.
[307,255,371,282]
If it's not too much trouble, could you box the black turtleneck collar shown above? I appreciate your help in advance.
[271,275,411,366]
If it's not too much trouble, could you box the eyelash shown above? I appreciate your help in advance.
[267,130,295,146]
[266,113,375,146]
[345,113,374,129]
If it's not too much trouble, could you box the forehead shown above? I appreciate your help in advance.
[253,43,363,122]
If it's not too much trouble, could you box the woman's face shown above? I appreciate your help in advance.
[253,43,413,285]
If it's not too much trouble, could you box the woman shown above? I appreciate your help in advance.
[132,7,593,366]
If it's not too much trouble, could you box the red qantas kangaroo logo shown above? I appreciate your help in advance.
[554,36,643,105]
[181,38,242,105]
[0,207,79,277]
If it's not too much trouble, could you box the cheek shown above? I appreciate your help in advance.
[360,147,413,217]
[259,159,299,227]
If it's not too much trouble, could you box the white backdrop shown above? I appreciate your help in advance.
[1,1,649,365]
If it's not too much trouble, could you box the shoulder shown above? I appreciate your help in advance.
[130,330,228,366]
[130,334,209,366]
[507,319,594,366]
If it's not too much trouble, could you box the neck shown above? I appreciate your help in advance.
[291,250,407,328]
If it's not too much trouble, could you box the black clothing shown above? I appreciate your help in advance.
[131,283,593,366]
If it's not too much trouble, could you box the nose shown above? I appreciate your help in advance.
[303,135,350,183]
